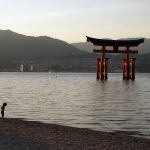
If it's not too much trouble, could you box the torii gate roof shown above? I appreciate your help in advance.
[86,36,144,47]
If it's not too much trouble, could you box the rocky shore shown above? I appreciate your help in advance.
[0,118,150,150]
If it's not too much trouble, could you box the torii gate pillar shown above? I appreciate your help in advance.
[96,57,109,80]
[122,58,136,80]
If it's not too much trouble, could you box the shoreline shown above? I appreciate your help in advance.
[0,118,150,150]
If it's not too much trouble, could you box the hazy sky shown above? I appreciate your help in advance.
[0,0,150,43]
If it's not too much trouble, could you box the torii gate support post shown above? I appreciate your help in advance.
[126,46,130,79]
[96,57,109,80]
[104,58,109,79]
[100,46,105,80]
[96,58,101,79]
[122,58,136,79]
[130,58,136,79]
[122,59,126,79]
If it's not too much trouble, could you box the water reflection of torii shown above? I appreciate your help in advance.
[86,36,144,80]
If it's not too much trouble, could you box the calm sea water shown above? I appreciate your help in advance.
[0,72,150,139]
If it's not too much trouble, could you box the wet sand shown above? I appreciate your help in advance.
[0,118,150,150]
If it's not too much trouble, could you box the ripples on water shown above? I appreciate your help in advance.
[0,72,150,139]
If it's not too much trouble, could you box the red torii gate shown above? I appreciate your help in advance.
[86,36,144,80]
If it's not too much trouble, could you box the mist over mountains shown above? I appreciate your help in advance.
[71,38,150,54]
[0,30,87,58]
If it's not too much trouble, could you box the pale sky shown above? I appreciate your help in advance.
[0,0,150,43]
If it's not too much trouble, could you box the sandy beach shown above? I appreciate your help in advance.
[0,118,150,150]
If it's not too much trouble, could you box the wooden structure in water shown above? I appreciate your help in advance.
[86,36,144,80]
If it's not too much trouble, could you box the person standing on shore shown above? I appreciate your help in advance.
[1,103,7,118]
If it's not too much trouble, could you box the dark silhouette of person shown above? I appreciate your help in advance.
[1,103,7,118]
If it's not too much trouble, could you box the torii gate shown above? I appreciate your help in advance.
[86,36,144,80]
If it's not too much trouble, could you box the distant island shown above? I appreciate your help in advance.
[0,29,150,73]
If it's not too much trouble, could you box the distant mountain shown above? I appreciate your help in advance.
[0,30,87,58]
[71,38,150,54]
